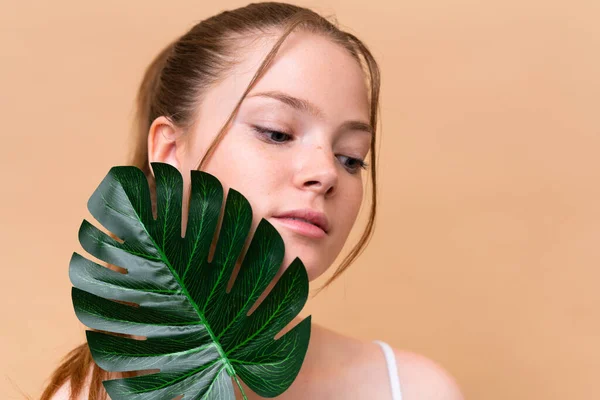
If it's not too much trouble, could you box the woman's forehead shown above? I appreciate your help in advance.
[229,34,369,114]
[195,32,369,127]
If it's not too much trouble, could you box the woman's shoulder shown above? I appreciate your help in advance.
[316,325,464,400]
[390,346,465,400]
[47,329,464,400]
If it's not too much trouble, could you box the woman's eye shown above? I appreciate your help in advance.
[338,155,369,174]
[251,125,292,143]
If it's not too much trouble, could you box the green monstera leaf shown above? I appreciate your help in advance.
[69,162,311,399]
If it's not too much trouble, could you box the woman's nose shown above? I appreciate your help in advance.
[292,145,338,197]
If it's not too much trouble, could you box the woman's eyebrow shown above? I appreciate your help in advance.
[246,90,373,136]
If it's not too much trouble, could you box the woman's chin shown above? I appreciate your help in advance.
[277,253,327,283]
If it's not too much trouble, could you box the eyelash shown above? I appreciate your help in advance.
[251,125,369,174]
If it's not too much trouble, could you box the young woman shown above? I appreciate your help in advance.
[41,3,464,399]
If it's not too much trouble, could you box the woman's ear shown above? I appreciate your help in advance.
[148,116,183,171]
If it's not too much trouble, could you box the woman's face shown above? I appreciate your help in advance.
[151,31,372,282]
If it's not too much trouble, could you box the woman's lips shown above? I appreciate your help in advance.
[272,217,327,239]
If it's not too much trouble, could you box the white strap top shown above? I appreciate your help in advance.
[373,340,403,400]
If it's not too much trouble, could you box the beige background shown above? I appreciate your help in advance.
[1,0,599,399]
